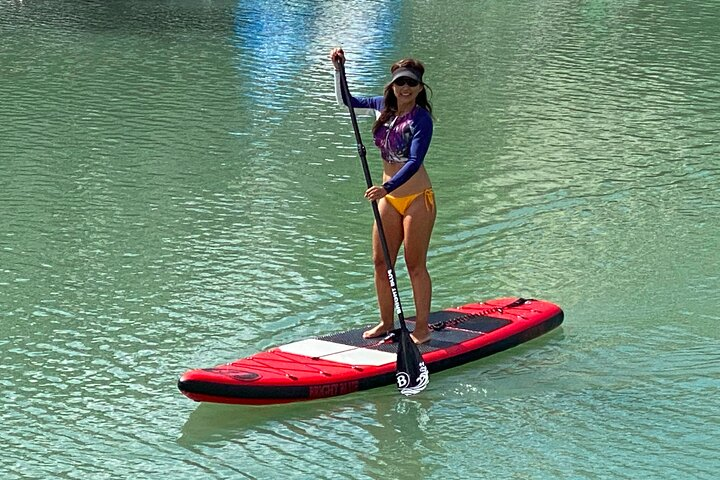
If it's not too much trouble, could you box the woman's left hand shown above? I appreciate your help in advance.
[364,186,387,202]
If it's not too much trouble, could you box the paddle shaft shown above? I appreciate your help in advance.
[335,61,409,332]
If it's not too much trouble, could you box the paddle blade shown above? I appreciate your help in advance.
[395,330,429,396]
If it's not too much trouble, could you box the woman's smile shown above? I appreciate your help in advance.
[393,84,422,110]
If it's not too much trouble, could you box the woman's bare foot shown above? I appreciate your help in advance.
[411,329,431,344]
[363,322,394,339]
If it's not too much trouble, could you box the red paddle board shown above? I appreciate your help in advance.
[178,297,563,405]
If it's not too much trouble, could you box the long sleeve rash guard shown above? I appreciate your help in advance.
[334,71,433,193]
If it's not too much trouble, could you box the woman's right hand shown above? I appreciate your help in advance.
[329,48,345,69]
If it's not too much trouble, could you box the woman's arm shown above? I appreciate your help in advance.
[330,47,379,117]
[334,70,380,116]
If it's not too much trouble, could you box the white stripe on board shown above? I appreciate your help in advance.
[278,339,396,367]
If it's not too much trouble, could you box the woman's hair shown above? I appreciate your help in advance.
[372,58,433,135]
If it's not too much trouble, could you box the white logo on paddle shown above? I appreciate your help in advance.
[396,362,429,396]
[387,269,402,315]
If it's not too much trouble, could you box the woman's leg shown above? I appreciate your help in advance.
[364,198,404,338]
[402,194,436,343]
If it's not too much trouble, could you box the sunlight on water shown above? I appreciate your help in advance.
[1,0,718,479]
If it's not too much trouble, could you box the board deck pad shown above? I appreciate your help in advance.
[319,314,512,354]
[178,298,563,405]
[278,339,397,366]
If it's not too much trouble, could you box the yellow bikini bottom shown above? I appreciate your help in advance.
[385,188,435,216]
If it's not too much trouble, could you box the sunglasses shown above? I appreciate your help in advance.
[393,77,420,87]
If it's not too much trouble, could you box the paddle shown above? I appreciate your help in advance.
[333,55,429,396]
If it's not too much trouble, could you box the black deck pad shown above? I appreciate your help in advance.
[447,315,511,333]
[317,312,511,354]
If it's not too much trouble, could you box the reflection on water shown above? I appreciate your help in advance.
[1,0,719,479]
[231,0,399,110]
[178,390,443,479]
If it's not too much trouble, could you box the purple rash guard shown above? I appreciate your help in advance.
[339,93,433,194]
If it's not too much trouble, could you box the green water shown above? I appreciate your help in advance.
[2,0,719,478]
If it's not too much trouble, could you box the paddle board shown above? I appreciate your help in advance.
[178,297,563,405]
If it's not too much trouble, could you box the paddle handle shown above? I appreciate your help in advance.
[335,60,409,331]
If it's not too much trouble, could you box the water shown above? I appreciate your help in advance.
[1,0,718,478]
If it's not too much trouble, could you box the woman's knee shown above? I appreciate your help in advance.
[373,252,387,270]
[405,259,429,279]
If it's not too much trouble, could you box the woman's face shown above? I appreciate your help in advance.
[392,77,423,106]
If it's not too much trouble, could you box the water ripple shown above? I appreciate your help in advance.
[2,1,719,479]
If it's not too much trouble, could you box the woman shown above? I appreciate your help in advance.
[330,48,436,344]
